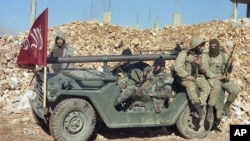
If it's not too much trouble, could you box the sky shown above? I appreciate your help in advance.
[0,0,248,34]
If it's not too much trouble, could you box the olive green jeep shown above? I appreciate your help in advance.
[30,54,225,141]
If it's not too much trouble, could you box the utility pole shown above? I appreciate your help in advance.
[231,0,238,21]
[30,0,37,28]
[135,12,139,30]
[173,0,181,26]
[154,16,159,30]
[147,6,151,28]
[247,4,250,17]
[103,0,112,24]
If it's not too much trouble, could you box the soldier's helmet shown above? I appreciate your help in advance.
[189,36,205,50]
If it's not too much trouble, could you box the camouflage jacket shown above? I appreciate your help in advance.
[140,71,173,99]
[174,50,203,78]
[200,51,229,78]
[112,61,151,86]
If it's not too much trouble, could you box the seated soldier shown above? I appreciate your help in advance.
[112,48,151,106]
[114,56,173,113]
[174,36,211,119]
[136,56,173,113]
[200,39,239,120]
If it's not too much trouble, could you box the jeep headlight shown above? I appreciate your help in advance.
[49,85,58,97]
[47,82,60,99]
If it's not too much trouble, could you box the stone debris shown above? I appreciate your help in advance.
[0,18,250,130]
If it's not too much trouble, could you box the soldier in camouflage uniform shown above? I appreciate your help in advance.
[136,57,173,113]
[112,49,151,106]
[174,36,211,119]
[201,39,239,119]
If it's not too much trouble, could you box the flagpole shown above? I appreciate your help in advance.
[30,0,37,28]
[43,66,47,108]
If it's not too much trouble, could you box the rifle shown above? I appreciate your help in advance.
[191,56,201,77]
[223,43,236,76]
[188,51,201,77]
[191,63,198,77]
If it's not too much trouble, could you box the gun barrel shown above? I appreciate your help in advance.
[47,54,177,64]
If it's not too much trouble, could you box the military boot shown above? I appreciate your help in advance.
[224,101,232,118]
[207,105,214,123]
[216,110,225,120]
[194,103,204,119]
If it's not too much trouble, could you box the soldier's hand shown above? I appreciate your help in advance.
[118,72,124,78]
[185,75,195,81]
[148,93,154,97]
[193,98,201,105]
[194,57,201,65]
[143,71,149,76]
[216,75,226,81]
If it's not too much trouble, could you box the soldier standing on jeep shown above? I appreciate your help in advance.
[48,31,75,73]
[174,36,211,119]
[200,38,239,120]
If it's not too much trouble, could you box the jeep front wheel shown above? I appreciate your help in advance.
[176,104,213,139]
[49,98,96,141]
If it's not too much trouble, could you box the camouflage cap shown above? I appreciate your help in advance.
[189,36,205,49]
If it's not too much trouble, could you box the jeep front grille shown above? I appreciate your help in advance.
[34,75,44,108]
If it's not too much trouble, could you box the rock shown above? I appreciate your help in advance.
[0,19,249,131]
[0,102,4,109]
[10,77,18,88]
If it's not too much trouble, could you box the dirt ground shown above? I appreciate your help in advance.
[0,108,230,141]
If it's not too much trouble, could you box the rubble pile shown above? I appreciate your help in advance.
[0,19,250,130]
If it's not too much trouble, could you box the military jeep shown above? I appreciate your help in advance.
[29,53,225,141]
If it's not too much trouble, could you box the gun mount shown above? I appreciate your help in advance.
[47,53,177,72]
[47,53,177,63]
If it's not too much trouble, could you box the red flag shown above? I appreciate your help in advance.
[17,8,48,69]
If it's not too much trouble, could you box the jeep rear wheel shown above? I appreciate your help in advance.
[176,105,213,139]
[49,98,96,141]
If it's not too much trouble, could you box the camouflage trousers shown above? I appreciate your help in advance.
[116,76,138,102]
[115,85,137,105]
[152,97,166,113]
[208,78,239,106]
[116,85,167,112]
[181,76,211,105]
[134,87,166,112]
[117,85,159,103]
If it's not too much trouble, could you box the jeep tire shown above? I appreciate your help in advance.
[176,104,213,139]
[49,98,96,141]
